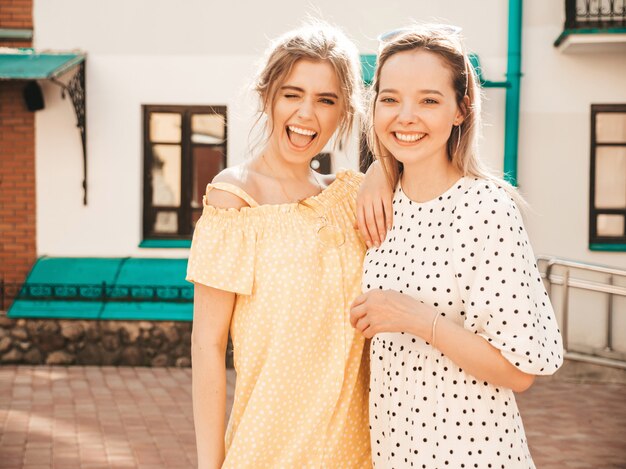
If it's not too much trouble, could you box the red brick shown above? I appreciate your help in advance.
[0,83,36,287]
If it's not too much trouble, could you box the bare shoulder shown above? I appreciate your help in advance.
[205,165,256,210]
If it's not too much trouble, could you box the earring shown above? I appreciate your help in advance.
[455,124,462,158]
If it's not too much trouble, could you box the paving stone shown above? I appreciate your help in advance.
[0,363,624,468]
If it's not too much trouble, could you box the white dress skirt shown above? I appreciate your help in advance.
[363,177,563,469]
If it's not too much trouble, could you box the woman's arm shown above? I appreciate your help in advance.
[356,160,394,248]
[191,283,236,469]
[349,290,535,392]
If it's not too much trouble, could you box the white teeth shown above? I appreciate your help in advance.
[288,126,316,136]
[394,132,425,142]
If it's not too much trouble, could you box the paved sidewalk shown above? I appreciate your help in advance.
[0,364,624,468]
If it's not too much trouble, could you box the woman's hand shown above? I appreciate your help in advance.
[357,160,394,248]
[350,289,435,339]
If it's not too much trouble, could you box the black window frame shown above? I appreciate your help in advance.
[589,104,626,248]
[142,104,227,241]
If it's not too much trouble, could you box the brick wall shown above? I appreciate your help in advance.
[1,0,36,307]
[0,83,37,300]
[0,0,32,28]
[0,0,33,47]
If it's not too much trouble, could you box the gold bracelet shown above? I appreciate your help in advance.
[431,311,441,348]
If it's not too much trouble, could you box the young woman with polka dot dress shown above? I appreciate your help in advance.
[352,24,564,468]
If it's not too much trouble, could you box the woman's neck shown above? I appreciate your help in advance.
[256,148,312,182]
[401,157,462,203]
[247,149,322,204]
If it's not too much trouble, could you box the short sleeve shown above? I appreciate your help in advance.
[185,207,256,295]
[451,181,564,375]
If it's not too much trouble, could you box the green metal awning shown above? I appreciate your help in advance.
[7,257,193,321]
[1,48,89,204]
[0,48,85,80]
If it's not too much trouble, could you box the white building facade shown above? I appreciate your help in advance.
[24,0,626,359]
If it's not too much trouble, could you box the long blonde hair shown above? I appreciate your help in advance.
[366,24,523,204]
[251,20,363,151]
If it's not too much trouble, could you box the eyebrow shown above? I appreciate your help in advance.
[281,85,339,99]
[379,88,445,97]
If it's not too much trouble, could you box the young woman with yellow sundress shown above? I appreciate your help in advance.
[186,22,376,468]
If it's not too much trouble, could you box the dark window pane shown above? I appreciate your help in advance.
[192,146,225,208]
[143,106,227,240]
[191,209,203,231]
[152,144,181,206]
[311,152,331,175]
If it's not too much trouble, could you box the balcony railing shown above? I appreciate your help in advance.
[565,0,626,29]
[537,256,626,369]
[0,281,193,310]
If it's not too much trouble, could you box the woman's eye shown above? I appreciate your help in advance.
[379,97,397,103]
[284,94,299,99]
[424,98,439,104]
[320,98,336,105]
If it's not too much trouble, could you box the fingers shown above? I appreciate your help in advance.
[362,325,376,339]
[364,203,382,248]
[354,316,369,333]
[351,292,368,309]
[349,302,367,328]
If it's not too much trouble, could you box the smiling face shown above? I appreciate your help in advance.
[374,49,464,168]
[266,59,344,165]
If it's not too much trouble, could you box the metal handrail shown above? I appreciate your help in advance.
[537,256,626,368]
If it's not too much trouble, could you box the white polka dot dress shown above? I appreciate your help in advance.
[186,170,371,468]
[363,177,563,469]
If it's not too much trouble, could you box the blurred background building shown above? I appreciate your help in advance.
[1,0,625,367]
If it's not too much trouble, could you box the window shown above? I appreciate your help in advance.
[311,152,331,175]
[143,105,227,242]
[590,104,626,250]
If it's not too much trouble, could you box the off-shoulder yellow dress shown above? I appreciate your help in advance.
[186,170,371,468]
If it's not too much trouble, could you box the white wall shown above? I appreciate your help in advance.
[32,1,626,354]
[521,1,626,268]
[34,0,511,258]
[36,0,626,268]
[36,55,258,257]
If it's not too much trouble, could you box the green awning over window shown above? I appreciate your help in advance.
[0,48,85,80]
[8,257,193,321]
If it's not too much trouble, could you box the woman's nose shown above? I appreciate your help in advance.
[296,99,314,120]
[397,102,418,125]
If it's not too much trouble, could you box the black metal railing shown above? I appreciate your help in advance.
[0,280,193,310]
[565,0,626,29]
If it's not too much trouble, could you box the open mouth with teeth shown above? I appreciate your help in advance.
[286,125,318,149]
[393,132,426,144]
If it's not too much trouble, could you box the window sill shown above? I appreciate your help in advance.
[139,239,191,249]
[589,243,626,252]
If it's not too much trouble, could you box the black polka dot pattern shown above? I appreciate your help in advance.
[362,177,564,469]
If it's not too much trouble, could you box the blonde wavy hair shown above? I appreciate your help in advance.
[251,20,363,151]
